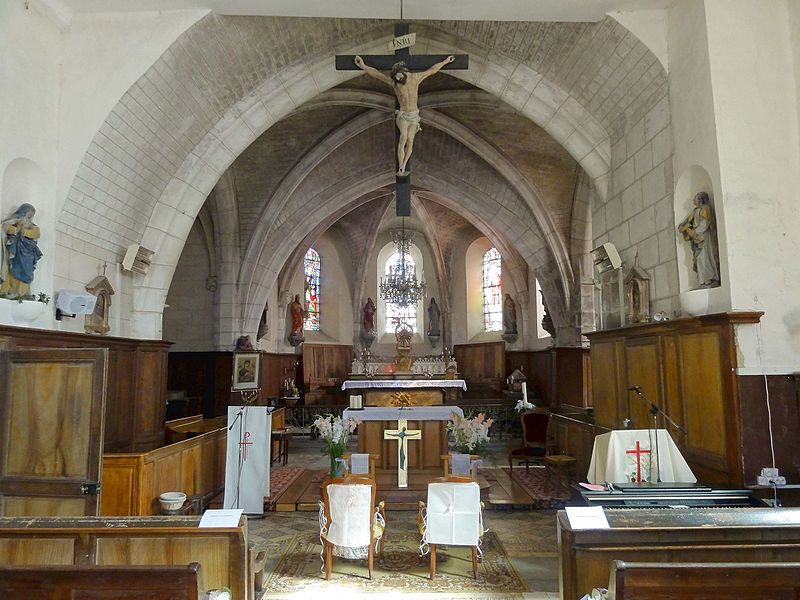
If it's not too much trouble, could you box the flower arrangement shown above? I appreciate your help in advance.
[514,398,534,412]
[312,414,360,477]
[447,411,493,454]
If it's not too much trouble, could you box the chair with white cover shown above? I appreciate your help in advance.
[318,475,386,580]
[418,476,485,579]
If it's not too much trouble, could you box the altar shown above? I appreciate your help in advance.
[587,429,696,484]
[341,378,466,406]
[343,405,463,476]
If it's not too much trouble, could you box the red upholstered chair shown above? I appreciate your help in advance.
[508,409,549,475]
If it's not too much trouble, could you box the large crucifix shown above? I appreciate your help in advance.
[384,418,422,488]
[335,24,469,216]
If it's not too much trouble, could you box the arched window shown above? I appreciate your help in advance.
[384,250,418,333]
[303,248,321,331]
[482,247,502,332]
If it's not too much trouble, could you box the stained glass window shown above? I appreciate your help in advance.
[384,251,418,333]
[303,248,321,331]
[482,247,503,332]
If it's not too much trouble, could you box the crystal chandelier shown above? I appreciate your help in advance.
[379,219,426,307]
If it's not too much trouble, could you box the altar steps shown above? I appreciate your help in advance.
[270,467,541,512]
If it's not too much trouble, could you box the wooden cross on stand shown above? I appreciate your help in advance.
[384,418,422,488]
[335,24,469,216]
[625,441,651,483]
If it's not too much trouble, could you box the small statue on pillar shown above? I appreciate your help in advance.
[287,293,305,347]
[394,320,414,373]
[502,293,518,344]
[360,297,377,353]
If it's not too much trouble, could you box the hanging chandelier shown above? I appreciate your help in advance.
[379,219,426,307]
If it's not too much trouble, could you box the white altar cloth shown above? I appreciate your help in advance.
[342,379,467,391]
[343,406,463,422]
[587,429,696,484]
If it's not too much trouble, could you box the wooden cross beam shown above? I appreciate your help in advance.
[335,23,469,216]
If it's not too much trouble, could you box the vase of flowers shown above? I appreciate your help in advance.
[312,414,360,478]
[447,412,493,454]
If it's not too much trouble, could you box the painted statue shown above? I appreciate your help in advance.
[362,297,376,333]
[354,54,455,176]
[0,203,43,297]
[678,191,720,288]
[289,294,304,335]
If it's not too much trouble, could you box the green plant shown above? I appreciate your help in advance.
[0,291,51,304]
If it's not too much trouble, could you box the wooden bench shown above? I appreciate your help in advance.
[0,563,202,600]
[558,507,800,600]
[0,515,248,599]
[102,416,227,516]
[608,560,800,599]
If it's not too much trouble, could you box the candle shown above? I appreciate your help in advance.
[522,381,528,402]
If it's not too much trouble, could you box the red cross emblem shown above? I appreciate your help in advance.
[239,431,253,461]
[626,440,651,483]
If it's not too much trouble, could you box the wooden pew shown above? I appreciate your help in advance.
[0,515,247,599]
[101,416,227,516]
[0,563,202,600]
[608,560,800,599]
[558,507,800,600]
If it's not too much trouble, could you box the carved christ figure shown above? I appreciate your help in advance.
[354,54,455,176]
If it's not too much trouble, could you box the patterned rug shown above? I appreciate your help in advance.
[503,467,571,509]
[262,528,527,595]
[265,467,305,510]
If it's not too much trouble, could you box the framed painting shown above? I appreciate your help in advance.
[232,352,260,390]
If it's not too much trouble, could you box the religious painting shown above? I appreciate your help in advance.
[232,352,260,390]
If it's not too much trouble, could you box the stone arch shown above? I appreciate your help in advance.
[57,16,672,337]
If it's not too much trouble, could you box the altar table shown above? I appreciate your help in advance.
[587,429,696,484]
[342,379,466,406]
[343,406,463,473]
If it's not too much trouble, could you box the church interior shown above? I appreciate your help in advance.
[3,0,800,598]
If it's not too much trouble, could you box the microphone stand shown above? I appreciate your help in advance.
[629,387,687,484]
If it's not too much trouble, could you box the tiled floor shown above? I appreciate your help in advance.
[249,435,563,599]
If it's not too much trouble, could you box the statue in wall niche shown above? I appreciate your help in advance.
[362,297,376,333]
[678,191,720,289]
[288,293,305,347]
[361,297,377,352]
[0,203,43,298]
[503,293,518,334]
[427,297,441,348]
[354,54,455,176]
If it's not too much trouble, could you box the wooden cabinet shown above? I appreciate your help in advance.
[585,312,761,486]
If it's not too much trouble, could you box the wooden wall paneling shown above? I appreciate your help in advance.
[0,348,107,517]
[737,374,800,483]
[675,331,729,481]
[105,349,136,452]
[133,345,169,452]
[0,325,170,454]
[554,348,591,408]
[455,342,505,397]
[623,336,664,431]
[590,340,624,430]
[586,313,763,486]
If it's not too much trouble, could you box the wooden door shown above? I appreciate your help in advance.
[0,348,107,516]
